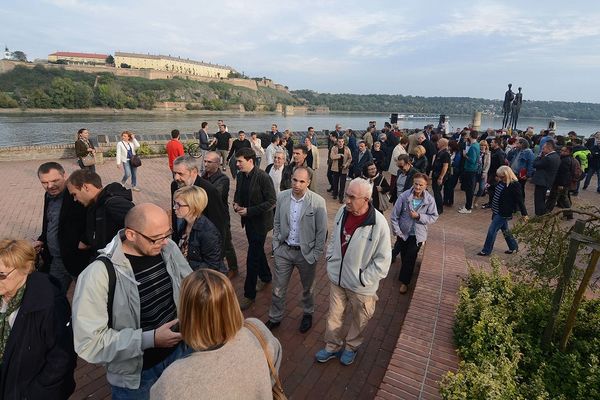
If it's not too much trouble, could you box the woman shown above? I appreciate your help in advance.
[390,173,439,294]
[116,130,141,191]
[151,269,282,400]
[174,186,225,273]
[75,128,96,172]
[411,145,428,173]
[250,132,265,169]
[304,136,320,170]
[363,161,390,213]
[477,166,528,256]
[0,239,76,399]
[474,140,491,206]
[443,140,462,207]
[371,141,387,172]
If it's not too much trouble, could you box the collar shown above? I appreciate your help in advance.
[290,191,307,203]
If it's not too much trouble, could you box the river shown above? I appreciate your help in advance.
[0,112,598,147]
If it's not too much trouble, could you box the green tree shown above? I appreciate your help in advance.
[106,55,115,65]
[95,82,127,108]
[48,77,76,108]
[28,88,53,108]
[12,51,27,62]
[136,91,156,110]
[73,82,94,108]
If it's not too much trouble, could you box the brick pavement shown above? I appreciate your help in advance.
[0,149,597,399]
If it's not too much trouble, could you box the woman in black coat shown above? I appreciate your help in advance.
[362,162,390,213]
[0,239,76,400]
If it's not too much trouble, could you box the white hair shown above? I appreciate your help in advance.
[349,178,373,200]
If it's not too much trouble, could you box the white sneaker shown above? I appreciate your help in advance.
[458,207,472,214]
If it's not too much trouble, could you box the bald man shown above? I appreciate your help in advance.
[73,203,193,398]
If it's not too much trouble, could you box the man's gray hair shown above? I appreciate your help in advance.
[173,155,199,171]
[349,178,373,200]
[416,132,426,140]
[205,151,222,164]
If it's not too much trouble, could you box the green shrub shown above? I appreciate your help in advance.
[0,92,18,108]
[136,142,154,155]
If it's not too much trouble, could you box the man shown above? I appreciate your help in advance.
[582,132,600,193]
[431,138,450,215]
[545,146,575,215]
[226,130,252,179]
[363,127,374,150]
[507,137,535,199]
[458,130,481,214]
[214,124,232,171]
[270,123,282,141]
[35,162,91,294]
[171,155,227,247]
[539,130,556,153]
[315,178,391,365]
[265,135,280,167]
[389,154,418,204]
[66,169,134,254]
[166,129,185,178]
[330,137,353,204]
[571,138,591,195]
[283,129,295,161]
[202,151,239,278]
[351,140,373,178]
[265,150,287,196]
[326,130,340,192]
[233,148,277,310]
[198,122,210,173]
[531,140,561,216]
[416,132,436,175]
[72,203,192,398]
[304,126,318,147]
[266,167,328,333]
[280,144,315,191]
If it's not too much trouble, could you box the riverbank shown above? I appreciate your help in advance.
[0,107,282,116]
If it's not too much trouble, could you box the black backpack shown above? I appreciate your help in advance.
[97,256,116,328]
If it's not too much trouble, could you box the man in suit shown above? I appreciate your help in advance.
[531,140,561,216]
[265,167,328,333]
[34,162,92,294]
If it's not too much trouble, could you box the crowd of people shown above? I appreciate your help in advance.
[1,118,598,399]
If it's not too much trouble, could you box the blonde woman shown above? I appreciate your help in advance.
[411,145,428,173]
[75,128,96,172]
[475,140,491,203]
[116,130,141,191]
[477,166,528,256]
[151,269,282,400]
[173,186,224,273]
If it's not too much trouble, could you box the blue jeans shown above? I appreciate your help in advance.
[475,174,487,197]
[482,213,518,254]
[122,161,137,187]
[111,342,191,400]
[583,166,600,191]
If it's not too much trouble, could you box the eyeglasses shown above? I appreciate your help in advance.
[0,268,16,280]
[129,228,173,245]
[172,201,189,210]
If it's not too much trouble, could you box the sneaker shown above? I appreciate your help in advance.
[340,349,357,366]
[458,207,472,214]
[131,187,141,192]
[239,297,254,311]
[255,280,268,292]
[315,348,341,363]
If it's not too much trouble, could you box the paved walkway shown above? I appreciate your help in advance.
[0,150,597,399]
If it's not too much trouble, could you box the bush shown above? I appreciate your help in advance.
[0,92,18,108]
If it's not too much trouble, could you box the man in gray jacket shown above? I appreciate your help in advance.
[72,203,192,398]
[315,178,391,366]
[266,167,328,333]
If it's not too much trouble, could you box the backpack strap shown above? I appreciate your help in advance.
[97,256,116,329]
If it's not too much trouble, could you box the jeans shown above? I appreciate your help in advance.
[49,256,73,296]
[475,174,487,197]
[110,342,191,400]
[122,161,137,187]
[583,166,600,191]
[332,171,347,198]
[327,165,334,189]
[462,171,477,210]
[395,235,422,285]
[443,172,460,205]
[481,213,518,254]
[243,225,272,300]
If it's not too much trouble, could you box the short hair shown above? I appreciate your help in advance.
[271,136,279,144]
[38,161,65,176]
[496,165,518,185]
[400,137,409,145]
[179,269,243,351]
[308,126,314,131]
[492,137,502,146]
[412,172,430,184]
[414,145,426,157]
[358,140,366,147]
[250,131,257,137]
[470,130,479,139]
[397,154,411,164]
[362,161,377,176]
[205,151,222,164]
[293,144,308,155]
[273,150,286,160]
[238,130,245,135]
[293,165,313,182]
[0,239,36,274]
[448,140,460,153]
[572,137,582,145]
[235,147,256,161]
[438,138,449,148]
[171,129,180,139]
[174,185,208,219]
[173,155,199,172]
[544,139,556,150]
[378,133,387,140]
[201,122,208,129]
[349,177,373,200]
[67,169,102,189]
[518,138,530,149]
[563,146,573,154]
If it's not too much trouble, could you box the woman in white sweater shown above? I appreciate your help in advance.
[151,269,283,400]
[116,130,141,191]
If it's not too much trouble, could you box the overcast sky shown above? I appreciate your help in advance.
[2,0,600,103]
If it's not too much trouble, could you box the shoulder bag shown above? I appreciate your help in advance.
[244,321,287,400]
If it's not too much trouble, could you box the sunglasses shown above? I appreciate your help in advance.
[0,268,16,280]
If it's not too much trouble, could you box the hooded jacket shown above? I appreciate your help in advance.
[72,232,192,390]
[326,204,391,296]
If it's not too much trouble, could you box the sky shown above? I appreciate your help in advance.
[2,0,600,103]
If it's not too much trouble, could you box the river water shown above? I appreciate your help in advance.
[0,112,598,147]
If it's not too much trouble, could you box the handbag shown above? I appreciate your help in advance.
[81,154,96,166]
[244,321,287,400]
[377,188,390,211]
[130,154,142,167]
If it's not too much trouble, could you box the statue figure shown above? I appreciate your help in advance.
[510,87,523,131]
[502,83,514,129]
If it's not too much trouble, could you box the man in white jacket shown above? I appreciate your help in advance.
[315,178,391,366]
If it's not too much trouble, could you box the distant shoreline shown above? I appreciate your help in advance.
[0,108,280,116]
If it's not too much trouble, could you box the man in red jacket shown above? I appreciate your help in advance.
[166,129,185,178]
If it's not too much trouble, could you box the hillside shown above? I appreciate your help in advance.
[0,65,300,111]
[292,90,600,121]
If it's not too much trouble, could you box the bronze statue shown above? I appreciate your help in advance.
[502,83,515,129]
[510,87,523,130]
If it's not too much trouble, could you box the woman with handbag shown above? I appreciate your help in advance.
[116,130,141,191]
[151,269,284,400]
[74,128,96,172]
[363,162,390,213]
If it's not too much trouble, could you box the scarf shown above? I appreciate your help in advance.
[0,283,26,361]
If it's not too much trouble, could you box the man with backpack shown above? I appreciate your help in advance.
[72,203,192,399]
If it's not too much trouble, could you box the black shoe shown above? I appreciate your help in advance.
[504,249,518,254]
[339,198,344,204]
[477,251,489,256]
[299,314,312,333]
[265,320,281,331]
[481,203,490,209]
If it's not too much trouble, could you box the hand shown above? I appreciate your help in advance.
[78,241,90,250]
[557,186,564,190]
[154,320,182,348]
[437,178,443,185]
[237,207,248,217]
[409,210,419,219]
[32,240,44,253]
[376,186,382,192]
